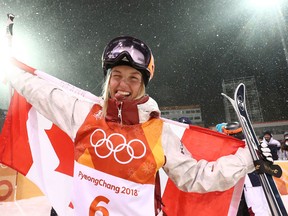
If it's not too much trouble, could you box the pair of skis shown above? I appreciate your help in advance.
[222,83,287,216]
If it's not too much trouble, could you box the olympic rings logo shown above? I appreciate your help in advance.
[0,180,13,201]
[90,129,146,164]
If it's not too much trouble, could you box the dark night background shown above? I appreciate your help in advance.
[0,0,288,127]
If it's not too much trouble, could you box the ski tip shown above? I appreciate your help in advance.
[238,83,245,88]
[221,93,233,101]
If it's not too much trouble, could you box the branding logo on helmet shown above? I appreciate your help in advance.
[121,56,129,62]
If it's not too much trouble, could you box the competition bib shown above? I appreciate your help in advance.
[73,162,155,216]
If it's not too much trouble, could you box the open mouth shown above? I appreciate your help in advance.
[115,90,131,100]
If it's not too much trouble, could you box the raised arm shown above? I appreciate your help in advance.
[8,68,94,140]
[162,123,254,193]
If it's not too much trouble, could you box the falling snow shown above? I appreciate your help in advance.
[0,0,288,126]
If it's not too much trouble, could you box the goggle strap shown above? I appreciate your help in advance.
[222,127,242,135]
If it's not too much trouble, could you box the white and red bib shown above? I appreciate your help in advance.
[73,105,165,215]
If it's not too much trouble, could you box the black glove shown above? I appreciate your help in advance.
[253,160,282,178]
[254,141,282,178]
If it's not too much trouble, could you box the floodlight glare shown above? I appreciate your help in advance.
[248,0,281,9]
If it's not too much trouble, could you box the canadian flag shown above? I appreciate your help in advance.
[0,90,74,215]
[159,120,245,216]
[0,69,245,216]
[0,67,99,215]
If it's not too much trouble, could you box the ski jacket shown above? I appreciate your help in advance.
[279,140,288,160]
[10,70,255,215]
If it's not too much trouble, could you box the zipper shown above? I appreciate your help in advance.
[117,101,123,125]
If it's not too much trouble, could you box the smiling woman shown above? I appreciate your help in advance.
[2,34,265,216]
[109,66,143,100]
[1,0,288,215]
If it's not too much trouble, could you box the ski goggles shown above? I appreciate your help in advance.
[222,126,242,135]
[102,36,154,85]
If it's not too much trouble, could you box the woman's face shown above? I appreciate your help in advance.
[109,65,143,101]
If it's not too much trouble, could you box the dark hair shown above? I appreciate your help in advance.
[263,131,272,137]
[178,117,192,125]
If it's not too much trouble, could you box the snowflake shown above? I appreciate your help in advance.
[127,168,137,179]
[141,162,155,175]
